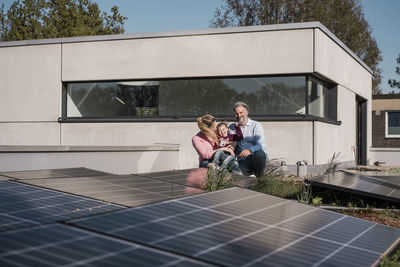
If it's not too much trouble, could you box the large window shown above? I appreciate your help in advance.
[386,112,400,138]
[63,75,337,121]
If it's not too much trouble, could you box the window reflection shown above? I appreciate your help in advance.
[65,76,335,119]
[308,78,335,120]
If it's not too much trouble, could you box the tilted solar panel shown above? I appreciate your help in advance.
[22,174,204,207]
[137,168,255,189]
[0,224,213,266]
[0,181,122,232]
[0,167,110,180]
[308,171,400,203]
[71,187,400,266]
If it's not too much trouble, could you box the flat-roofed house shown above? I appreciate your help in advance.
[0,22,372,173]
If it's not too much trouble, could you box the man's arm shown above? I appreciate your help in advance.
[247,122,266,154]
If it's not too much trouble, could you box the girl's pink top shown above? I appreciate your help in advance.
[192,132,217,164]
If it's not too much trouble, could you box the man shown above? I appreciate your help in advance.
[229,101,268,177]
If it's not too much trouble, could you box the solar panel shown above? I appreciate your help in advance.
[137,168,255,189]
[0,181,122,232]
[71,187,400,266]
[308,171,400,203]
[0,167,110,180]
[0,224,212,266]
[23,174,204,207]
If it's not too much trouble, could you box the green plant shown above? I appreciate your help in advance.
[202,167,236,192]
[321,152,342,174]
[297,182,312,204]
[312,197,323,206]
[252,162,305,199]
[380,245,400,266]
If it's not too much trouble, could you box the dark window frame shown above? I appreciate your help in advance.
[60,74,340,125]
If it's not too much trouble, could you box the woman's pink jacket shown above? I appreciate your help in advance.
[192,132,217,164]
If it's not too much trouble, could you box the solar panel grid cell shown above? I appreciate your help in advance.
[0,181,122,232]
[0,224,213,267]
[71,187,400,267]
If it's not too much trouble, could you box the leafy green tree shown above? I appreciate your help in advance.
[211,0,382,94]
[388,54,400,90]
[0,0,126,41]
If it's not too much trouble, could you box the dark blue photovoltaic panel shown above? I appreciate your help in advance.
[0,224,212,266]
[0,181,122,232]
[309,171,400,203]
[71,187,400,267]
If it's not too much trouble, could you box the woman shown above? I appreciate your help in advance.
[192,114,233,168]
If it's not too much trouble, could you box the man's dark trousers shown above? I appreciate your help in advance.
[238,150,267,177]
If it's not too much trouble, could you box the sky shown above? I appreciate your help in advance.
[1,0,399,94]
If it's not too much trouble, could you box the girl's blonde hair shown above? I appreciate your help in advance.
[197,114,218,145]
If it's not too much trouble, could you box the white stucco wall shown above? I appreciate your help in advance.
[62,29,314,81]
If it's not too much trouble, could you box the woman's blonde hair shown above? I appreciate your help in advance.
[197,114,218,145]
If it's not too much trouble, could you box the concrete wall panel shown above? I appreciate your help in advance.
[0,150,178,174]
[0,44,61,121]
[61,121,313,168]
[61,122,199,168]
[371,148,400,166]
[0,122,60,145]
[263,121,313,164]
[314,86,357,165]
[314,29,372,100]
[62,30,314,81]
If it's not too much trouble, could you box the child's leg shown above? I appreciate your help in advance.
[220,154,236,170]
[211,149,225,166]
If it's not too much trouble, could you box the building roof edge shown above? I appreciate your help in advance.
[0,21,372,74]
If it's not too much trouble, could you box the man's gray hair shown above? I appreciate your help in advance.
[232,101,249,111]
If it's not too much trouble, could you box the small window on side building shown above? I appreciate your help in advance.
[386,111,400,138]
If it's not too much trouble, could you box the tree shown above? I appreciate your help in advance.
[388,54,400,90]
[211,0,382,94]
[0,0,127,41]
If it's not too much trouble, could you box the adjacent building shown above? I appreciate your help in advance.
[371,94,400,165]
[0,22,372,173]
